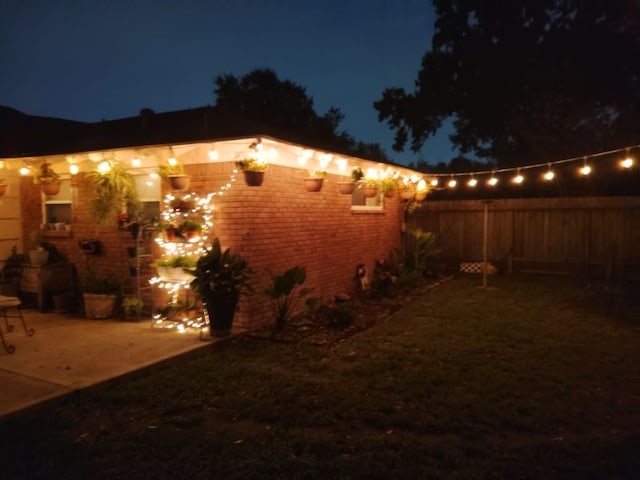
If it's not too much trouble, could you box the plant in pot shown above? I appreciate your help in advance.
[35,161,61,195]
[122,296,144,320]
[235,158,268,187]
[178,219,204,243]
[303,169,327,192]
[88,161,140,230]
[82,271,120,319]
[188,238,252,337]
[158,158,190,191]
[381,177,397,198]
[360,177,379,198]
[337,167,363,195]
[156,255,197,282]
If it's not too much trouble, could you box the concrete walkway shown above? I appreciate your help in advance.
[0,310,225,418]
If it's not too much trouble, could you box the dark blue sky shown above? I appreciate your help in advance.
[0,0,456,166]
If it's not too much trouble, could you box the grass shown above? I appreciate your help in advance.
[2,274,639,479]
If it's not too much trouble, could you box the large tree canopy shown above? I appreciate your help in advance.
[214,68,388,161]
[375,0,640,167]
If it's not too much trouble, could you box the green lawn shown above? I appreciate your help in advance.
[2,274,639,479]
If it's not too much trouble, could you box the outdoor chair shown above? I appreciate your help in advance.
[0,263,35,354]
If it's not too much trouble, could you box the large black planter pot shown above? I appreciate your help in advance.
[204,295,239,337]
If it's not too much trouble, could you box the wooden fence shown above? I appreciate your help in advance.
[409,196,640,279]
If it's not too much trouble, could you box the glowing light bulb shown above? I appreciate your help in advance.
[467,177,477,187]
[168,156,177,166]
[208,149,219,160]
[430,178,439,187]
[447,178,457,188]
[97,161,111,173]
[543,169,554,181]
[131,157,141,167]
[487,176,498,186]
[512,172,524,184]
[20,166,30,176]
[580,164,591,176]
[621,157,633,169]
[69,164,79,175]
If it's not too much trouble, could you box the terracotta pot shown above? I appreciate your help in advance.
[400,189,415,200]
[361,185,378,198]
[303,178,324,192]
[0,184,6,196]
[384,189,395,198]
[41,182,61,196]
[337,182,355,194]
[168,175,190,191]
[243,170,265,187]
[83,293,117,319]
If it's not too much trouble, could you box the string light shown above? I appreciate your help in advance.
[487,174,498,187]
[447,176,457,188]
[620,149,633,169]
[512,170,524,184]
[579,157,591,176]
[543,165,555,181]
[467,176,478,187]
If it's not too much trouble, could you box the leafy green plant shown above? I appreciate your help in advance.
[122,296,144,317]
[158,162,185,177]
[88,161,140,228]
[407,228,441,277]
[35,161,60,184]
[307,169,327,179]
[351,167,364,182]
[235,159,268,172]
[265,266,313,331]
[156,255,197,268]
[381,177,397,194]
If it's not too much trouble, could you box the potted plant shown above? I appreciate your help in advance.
[35,161,61,195]
[88,161,140,229]
[159,161,190,191]
[235,158,268,187]
[82,272,120,319]
[156,255,197,282]
[122,296,144,321]
[360,178,379,198]
[381,177,397,198]
[303,170,327,192]
[188,238,252,337]
[178,219,203,243]
[337,167,363,195]
[0,177,7,196]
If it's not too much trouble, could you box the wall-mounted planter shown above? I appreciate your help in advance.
[0,184,7,196]
[303,178,324,192]
[361,185,378,198]
[243,170,265,187]
[41,182,61,196]
[384,189,395,199]
[400,189,415,200]
[156,266,193,283]
[168,175,190,191]
[337,182,356,195]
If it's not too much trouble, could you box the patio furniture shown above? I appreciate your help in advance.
[0,264,35,354]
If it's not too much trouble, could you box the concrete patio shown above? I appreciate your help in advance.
[0,309,229,418]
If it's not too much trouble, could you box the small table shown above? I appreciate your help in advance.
[20,263,75,312]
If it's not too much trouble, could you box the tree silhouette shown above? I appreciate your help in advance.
[375,0,640,167]
[214,68,389,161]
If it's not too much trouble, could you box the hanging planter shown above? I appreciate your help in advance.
[303,177,324,192]
[242,170,265,187]
[0,182,7,196]
[35,161,61,196]
[41,181,61,196]
[361,184,378,198]
[168,174,190,191]
[236,157,268,187]
[400,188,415,200]
[337,182,355,194]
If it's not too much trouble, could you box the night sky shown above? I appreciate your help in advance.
[0,0,456,166]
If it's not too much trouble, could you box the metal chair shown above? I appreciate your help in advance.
[0,263,35,354]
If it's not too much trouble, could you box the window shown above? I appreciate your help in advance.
[351,186,384,212]
[134,174,161,223]
[43,179,72,228]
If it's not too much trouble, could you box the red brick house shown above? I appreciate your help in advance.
[0,106,424,328]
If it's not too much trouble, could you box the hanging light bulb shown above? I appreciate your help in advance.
[487,175,498,186]
[543,165,555,181]
[131,156,141,167]
[467,176,478,187]
[620,149,634,169]
[579,157,591,176]
[447,176,457,188]
[69,164,79,175]
[20,166,30,176]
[512,170,524,184]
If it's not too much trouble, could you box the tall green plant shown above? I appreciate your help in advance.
[88,162,140,227]
[407,228,441,277]
[265,266,313,331]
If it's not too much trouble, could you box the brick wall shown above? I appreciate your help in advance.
[20,162,404,327]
